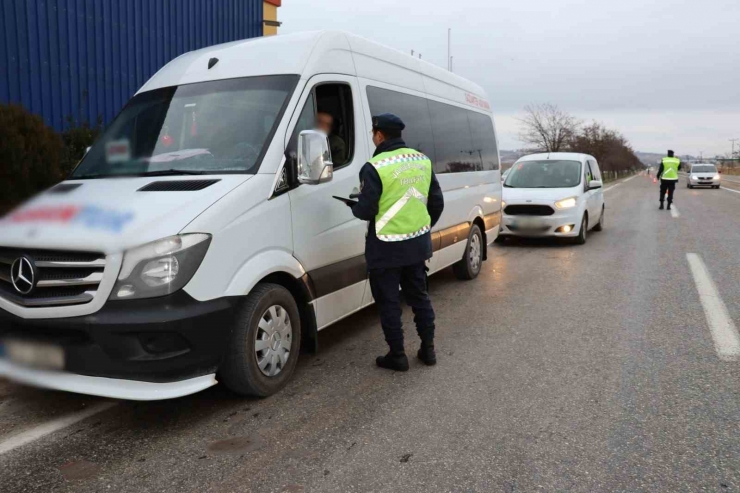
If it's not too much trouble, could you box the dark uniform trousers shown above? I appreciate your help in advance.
[369,263,435,352]
[660,180,676,205]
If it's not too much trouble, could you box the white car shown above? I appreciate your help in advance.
[687,163,721,189]
[499,152,605,244]
[0,31,502,400]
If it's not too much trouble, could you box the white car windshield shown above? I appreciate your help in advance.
[71,75,298,179]
[504,160,582,188]
[691,165,716,173]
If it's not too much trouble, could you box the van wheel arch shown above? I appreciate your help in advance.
[259,272,318,354]
[472,216,488,261]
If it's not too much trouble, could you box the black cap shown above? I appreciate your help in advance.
[372,113,405,132]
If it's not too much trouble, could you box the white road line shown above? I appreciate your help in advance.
[604,174,639,192]
[686,253,740,362]
[670,205,680,218]
[622,174,638,184]
[0,401,116,456]
[721,186,740,195]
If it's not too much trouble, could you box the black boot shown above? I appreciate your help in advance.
[417,341,437,366]
[667,204,671,210]
[659,203,664,210]
[376,351,409,372]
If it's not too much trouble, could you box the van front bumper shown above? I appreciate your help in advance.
[0,292,239,399]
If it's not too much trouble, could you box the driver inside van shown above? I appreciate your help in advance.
[315,112,347,165]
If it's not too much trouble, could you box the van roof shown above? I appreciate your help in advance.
[138,30,491,112]
[517,152,595,162]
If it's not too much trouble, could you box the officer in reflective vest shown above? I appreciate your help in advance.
[657,150,681,210]
[350,114,445,371]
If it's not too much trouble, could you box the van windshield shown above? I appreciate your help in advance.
[691,165,716,173]
[504,160,582,188]
[71,75,298,179]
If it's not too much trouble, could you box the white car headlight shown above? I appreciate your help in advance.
[111,234,211,300]
[555,197,578,209]
[714,174,721,180]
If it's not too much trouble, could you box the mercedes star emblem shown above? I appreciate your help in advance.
[11,256,36,295]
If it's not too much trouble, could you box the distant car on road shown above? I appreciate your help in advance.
[687,163,721,189]
[499,152,605,244]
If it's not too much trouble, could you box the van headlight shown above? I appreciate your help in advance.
[111,234,211,300]
[555,197,578,209]
[714,174,721,180]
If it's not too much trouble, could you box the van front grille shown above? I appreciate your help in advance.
[0,248,106,307]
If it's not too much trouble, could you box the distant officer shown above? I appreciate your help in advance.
[657,150,681,210]
[350,114,445,371]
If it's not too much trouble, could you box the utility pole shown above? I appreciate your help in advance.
[731,138,739,159]
[447,28,452,71]
[411,49,414,57]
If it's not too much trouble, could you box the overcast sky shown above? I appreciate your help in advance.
[281,0,740,156]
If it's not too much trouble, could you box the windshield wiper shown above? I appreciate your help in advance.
[136,169,209,176]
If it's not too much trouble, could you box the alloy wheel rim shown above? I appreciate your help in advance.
[254,305,292,377]
[470,233,482,273]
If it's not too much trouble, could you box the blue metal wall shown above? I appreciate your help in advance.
[0,0,264,131]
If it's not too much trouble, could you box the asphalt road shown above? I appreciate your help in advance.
[2,173,740,492]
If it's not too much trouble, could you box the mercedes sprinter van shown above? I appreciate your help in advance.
[0,31,502,400]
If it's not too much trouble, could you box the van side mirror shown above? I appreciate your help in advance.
[589,180,603,190]
[297,130,333,185]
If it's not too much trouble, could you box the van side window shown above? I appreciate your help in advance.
[584,162,594,190]
[366,86,436,161]
[366,86,499,175]
[428,101,478,174]
[315,84,354,168]
[287,84,355,170]
[588,160,600,181]
[468,112,500,171]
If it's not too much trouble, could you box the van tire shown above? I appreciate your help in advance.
[453,224,483,280]
[220,283,301,398]
[573,215,588,245]
[593,206,605,231]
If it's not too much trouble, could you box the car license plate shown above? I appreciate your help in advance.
[515,217,541,229]
[3,340,65,370]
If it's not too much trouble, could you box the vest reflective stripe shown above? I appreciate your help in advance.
[661,157,680,180]
[369,148,432,243]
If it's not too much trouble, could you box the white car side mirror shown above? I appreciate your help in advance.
[589,180,603,190]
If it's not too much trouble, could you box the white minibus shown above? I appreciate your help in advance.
[0,31,502,400]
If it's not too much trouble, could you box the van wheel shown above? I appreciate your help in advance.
[573,215,588,245]
[453,224,483,280]
[593,206,605,231]
[220,283,301,397]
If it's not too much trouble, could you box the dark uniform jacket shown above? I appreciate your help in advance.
[351,138,445,269]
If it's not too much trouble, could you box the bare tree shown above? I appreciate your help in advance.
[518,103,580,152]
